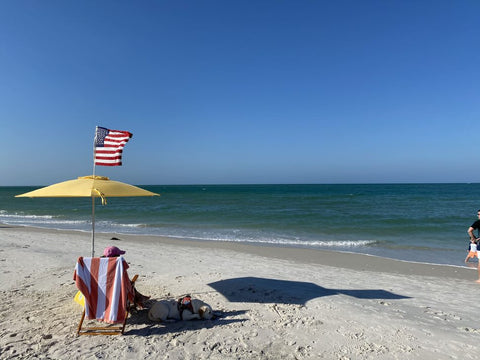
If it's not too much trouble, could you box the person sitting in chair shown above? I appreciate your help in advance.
[102,245,150,308]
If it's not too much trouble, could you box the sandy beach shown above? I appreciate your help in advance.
[1,225,479,359]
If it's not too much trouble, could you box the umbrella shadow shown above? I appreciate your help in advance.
[125,308,248,336]
[208,277,410,305]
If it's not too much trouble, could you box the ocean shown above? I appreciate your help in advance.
[1,183,478,267]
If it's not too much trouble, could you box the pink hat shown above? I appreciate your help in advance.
[103,246,126,257]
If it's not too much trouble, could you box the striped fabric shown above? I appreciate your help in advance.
[74,256,134,324]
[94,127,133,166]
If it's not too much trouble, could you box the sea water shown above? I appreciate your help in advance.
[1,183,479,267]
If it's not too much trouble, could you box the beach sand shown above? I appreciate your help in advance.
[1,225,479,359]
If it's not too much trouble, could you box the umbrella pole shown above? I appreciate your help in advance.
[91,196,95,257]
[92,131,96,257]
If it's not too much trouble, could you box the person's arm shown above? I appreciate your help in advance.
[468,226,477,240]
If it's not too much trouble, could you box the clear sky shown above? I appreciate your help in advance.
[1,1,478,186]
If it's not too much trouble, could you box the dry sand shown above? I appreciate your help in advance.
[1,225,479,359]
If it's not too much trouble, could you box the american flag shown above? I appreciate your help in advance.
[94,127,133,166]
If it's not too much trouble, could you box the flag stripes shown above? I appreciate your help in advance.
[94,127,132,166]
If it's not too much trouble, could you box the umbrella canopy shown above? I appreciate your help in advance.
[16,175,160,256]
[16,175,158,202]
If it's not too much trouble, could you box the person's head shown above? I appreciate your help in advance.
[103,246,126,257]
[471,238,477,243]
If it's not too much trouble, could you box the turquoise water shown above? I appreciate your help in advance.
[1,183,479,267]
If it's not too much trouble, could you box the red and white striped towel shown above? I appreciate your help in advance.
[74,256,134,324]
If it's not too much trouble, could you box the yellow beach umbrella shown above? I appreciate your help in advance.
[16,175,160,256]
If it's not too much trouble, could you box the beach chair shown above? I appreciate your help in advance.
[73,256,138,335]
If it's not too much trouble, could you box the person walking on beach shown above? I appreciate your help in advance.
[465,238,478,263]
[467,210,480,243]
[467,210,480,282]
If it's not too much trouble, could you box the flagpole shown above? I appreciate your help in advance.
[91,126,97,257]
[89,126,132,257]
[91,196,95,257]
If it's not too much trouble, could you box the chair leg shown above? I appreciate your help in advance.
[120,307,129,334]
[77,309,86,335]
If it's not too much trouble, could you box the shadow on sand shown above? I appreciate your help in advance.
[207,276,411,306]
[124,277,410,335]
[125,309,248,336]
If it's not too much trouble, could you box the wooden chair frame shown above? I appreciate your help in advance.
[77,274,138,336]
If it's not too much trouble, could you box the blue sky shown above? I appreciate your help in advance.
[1,1,478,185]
